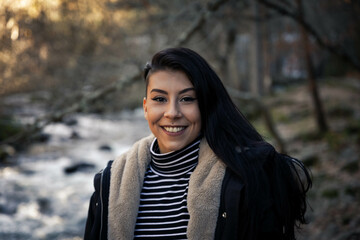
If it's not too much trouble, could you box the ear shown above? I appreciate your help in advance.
[143,97,148,120]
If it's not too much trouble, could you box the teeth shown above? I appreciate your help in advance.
[164,127,185,133]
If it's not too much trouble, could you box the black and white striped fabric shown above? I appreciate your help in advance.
[134,137,201,239]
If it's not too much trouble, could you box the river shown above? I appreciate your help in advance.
[0,105,151,239]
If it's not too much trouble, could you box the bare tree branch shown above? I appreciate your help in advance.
[174,0,230,46]
[257,0,360,72]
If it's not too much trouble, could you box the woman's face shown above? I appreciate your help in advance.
[143,70,201,153]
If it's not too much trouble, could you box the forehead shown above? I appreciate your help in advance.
[147,70,193,91]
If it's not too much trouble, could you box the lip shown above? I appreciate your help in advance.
[161,126,187,136]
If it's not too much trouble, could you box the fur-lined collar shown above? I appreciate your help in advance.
[108,135,226,239]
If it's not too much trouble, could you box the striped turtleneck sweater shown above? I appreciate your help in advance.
[134,137,201,239]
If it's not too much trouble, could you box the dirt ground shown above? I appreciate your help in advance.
[262,77,360,240]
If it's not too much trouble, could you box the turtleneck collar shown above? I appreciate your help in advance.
[149,136,201,177]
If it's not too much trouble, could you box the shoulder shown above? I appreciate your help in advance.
[249,142,312,192]
[112,134,154,166]
[244,141,301,167]
[242,141,276,165]
[247,142,275,155]
[109,134,154,187]
[244,142,311,185]
[92,170,102,193]
[92,160,113,192]
[116,134,154,159]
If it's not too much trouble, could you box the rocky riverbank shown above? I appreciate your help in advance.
[0,105,150,239]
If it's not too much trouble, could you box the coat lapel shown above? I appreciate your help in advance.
[187,139,226,239]
[108,135,153,239]
[108,136,226,240]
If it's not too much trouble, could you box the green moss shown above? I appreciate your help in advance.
[272,108,311,124]
[324,131,346,151]
[252,120,271,140]
[0,116,24,141]
[321,188,339,199]
[273,112,291,124]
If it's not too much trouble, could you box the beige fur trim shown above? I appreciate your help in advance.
[187,140,226,239]
[108,135,154,239]
[108,135,226,240]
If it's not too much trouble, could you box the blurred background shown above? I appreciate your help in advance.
[0,0,359,239]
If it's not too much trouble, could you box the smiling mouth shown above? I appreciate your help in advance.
[163,126,186,133]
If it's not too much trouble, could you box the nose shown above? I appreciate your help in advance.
[164,101,182,119]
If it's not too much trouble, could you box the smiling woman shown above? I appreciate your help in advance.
[84,47,312,240]
[143,70,201,153]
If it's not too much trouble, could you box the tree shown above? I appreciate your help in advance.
[257,0,360,72]
[255,0,360,134]
[296,0,328,134]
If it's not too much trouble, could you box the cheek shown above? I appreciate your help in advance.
[186,107,201,124]
[146,105,164,122]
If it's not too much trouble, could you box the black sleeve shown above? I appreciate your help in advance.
[84,172,102,240]
[258,203,284,240]
[258,151,311,240]
[256,146,285,240]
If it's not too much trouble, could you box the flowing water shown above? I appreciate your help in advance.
[0,102,151,239]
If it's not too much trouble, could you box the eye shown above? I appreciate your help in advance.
[152,96,166,102]
[180,97,196,102]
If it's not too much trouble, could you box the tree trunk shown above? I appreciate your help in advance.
[252,1,264,96]
[296,0,328,134]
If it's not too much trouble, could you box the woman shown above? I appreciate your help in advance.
[84,47,312,240]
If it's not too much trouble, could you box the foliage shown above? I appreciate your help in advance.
[0,116,23,142]
[1,0,359,101]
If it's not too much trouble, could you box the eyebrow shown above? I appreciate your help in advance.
[150,88,195,95]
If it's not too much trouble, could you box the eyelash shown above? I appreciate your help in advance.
[152,97,166,102]
[180,97,196,102]
[151,97,196,102]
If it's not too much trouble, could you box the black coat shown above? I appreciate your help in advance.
[84,144,290,240]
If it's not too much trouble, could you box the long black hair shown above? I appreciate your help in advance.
[144,47,311,239]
